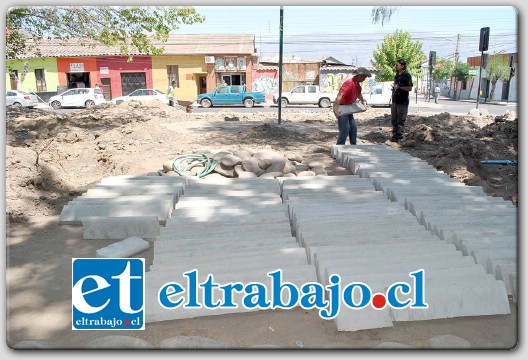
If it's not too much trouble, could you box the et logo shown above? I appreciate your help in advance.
[72,258,145,330]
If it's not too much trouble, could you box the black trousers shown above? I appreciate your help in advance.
[390,102,409,139]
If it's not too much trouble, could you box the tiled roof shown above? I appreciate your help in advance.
[13,34,256,59]
[158,34,255,55]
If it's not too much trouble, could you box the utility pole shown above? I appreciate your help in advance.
[476,27,490,109]
[278,6,284,124]
[453,34,460,99]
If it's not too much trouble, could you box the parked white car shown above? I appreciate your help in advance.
[111,89,169,105]
[364,81,393,107]
[273,85,336,108]
[49,88,106,109]
[6,90,39,108]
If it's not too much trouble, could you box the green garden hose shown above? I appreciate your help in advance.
[172,154,218,178]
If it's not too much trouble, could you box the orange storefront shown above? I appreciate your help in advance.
[56,58,98,91]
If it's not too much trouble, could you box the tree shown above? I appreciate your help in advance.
[371,6,399,26]
[431,59,454,84]
[485,54,510,101]
[6,6,205,60]
[452,62,471,100]
[371,30,426,81]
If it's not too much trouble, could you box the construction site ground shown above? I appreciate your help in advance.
[3,100,519,351]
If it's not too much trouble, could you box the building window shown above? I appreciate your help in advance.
[167,65,179,87]
[35,69,47,92]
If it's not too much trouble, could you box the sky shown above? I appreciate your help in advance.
[176,5,518,66]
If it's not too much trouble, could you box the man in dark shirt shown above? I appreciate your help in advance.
[390,59,414,142]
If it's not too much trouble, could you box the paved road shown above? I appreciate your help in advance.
[191,98,516,117]
[40,98,517,117]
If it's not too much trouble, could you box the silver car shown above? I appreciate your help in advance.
[6,90,39,108]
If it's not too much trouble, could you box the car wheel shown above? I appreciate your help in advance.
[51,101,62,109]
[13,102,22,107]
[280,98,288,108]
[244,98,254,108]
[85,100,95,108]
[319,98,331,108]
[116,100,124,105]
[201,99,212,108]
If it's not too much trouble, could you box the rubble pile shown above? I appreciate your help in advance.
[160,147,329,179]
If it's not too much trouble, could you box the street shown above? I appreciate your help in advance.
[190,97,516,116]
[41,97,517,117]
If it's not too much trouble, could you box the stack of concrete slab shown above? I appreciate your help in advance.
[282,163,511,331]
[146,177,316,323]
[59,175,188,238]
[331,144,517,302]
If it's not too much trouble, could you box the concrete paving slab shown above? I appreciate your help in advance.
[316,251,467,284]
[493,263,516,295]
[485,257,516,275]
[59,203,171,225]
[96,236,150,258]
[151,250,309,273]
[458,241,516,256]
[153,242,302,260]
[154,237,297,254]
[82,216,160,239]
[153,247,308,268]
[306,241,456,265]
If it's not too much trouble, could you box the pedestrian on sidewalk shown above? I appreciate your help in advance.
[424,86,430,102]
[167,80,177,107]
[390,59,413,143]
[433,85,441,104]
[333,67,372,145]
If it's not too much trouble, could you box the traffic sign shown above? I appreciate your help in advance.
[469,69,479,75]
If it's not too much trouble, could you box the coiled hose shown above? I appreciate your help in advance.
[172,154,218,178]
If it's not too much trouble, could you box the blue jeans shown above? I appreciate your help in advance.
[337,113,357,145]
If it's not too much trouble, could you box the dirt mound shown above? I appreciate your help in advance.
[5,103,518,223]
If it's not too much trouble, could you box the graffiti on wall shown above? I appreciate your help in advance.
[320,71,378,93]
[253,75,278,95]
[320,72,352,93]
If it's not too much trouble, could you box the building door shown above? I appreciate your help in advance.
[199,76,207,94]
[35,69,47,92]
[501,80,510,101]
[121,72,146,95]
[100,78,112,101]
[67,72,90,88]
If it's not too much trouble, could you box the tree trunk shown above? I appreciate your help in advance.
[489,81,497,102]
[468,78,474,100]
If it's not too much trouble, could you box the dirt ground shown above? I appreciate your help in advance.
[4,100,519,350]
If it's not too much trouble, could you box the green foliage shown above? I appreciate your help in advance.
[453,62,471,82]
[486,54,510,100]
[432,58,454,83]
[486,54,510,83]
[371,30,426,81]
[6,6,205,60]
[371,6,399,26]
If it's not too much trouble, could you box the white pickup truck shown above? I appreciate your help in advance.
[273,85,337,108]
